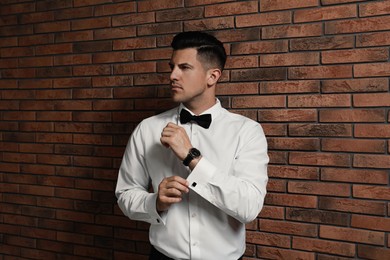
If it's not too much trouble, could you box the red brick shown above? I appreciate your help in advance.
[257,123,287,136]
[354,62,390,77]
[205,1,258,17]
[236,11,291,28]
[260,80,320,94]
[113,86,155,99]
[156,7,203,22]
[185,0,228,6]
[113,37,156,51]
[325,16,390,34]
[134,48,172,61]
[19,34,54,46]
[289,123,352,137]
[36,0,72,11]
[288,94,351,107]
[267,178,287,192]
[34,21,70,33]
[216,82,258,95]
[56,209,94,223]
[322,48,389,64]
[73,134,112,145]
[321,225,384,245]
[322,138,385,153]
[2,68,35,78]
[322,78,388,93]
[225,55,258,69]
[354,184,390,201]
[1,46,34,58]
[268,165,318,180]
[259,205,285,219]
[232,40,287,54]
[357,31,390,47]
[358,245,390,259]
[112,12,155,27]
[36,111,73,121]
[94,26,136,40]
[265,193,317,208]
[133,73,170,86]
[289,181,350,196]
[55,6,93,19]
[138,0,183,12]
[293,237,355,256]
[321,168,388,184]
[260,219,317,237]
[0,57,18,68]
[231,68,286,82]
[184,17,235,31]
[320,109,385,122]
[268,137,319,151]
[290,151,350,167]
[261,0,317,11]
[246,231,291,248]
[352,215,390,232]
[95,2,136,16]
[290,35,354,51]
[73,65,111,76]
[294,5,356,23]
[354,93,390,107]
[73,112,111,122]
[289,65,352,79]
[268,151,288,165]
[263,23,322,39]
[71,17,111,30]
[258,247,315,260]
[54,54,92,66]
[360,1,390,17]
[261,52,319,67]
[19,56,53,67]
[355,124,390,138]
[286,208,349,226]
[73,41,112,54]
[321,0,365,4]
[57,231,94,245]
[232,95,285,108]
[259,109,317,122]
[319,197,386,215]
[114,62,156,75]
[1,2,36,15]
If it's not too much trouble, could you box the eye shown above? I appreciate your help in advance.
[179,64,191,70]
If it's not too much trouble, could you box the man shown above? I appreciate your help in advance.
[116,31,268,260]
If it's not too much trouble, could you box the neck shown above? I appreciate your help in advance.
[184,97,216,115]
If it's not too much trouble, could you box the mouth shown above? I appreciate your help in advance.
[171,84,182,91]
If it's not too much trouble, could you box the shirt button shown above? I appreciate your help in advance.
[191,213,196,218]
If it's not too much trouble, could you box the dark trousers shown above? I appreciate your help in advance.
[149,246,243,260]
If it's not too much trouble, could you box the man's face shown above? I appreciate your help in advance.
[169,48,209,105]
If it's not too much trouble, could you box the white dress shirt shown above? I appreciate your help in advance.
[116,99,268,260]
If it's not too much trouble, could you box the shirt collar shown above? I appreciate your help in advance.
[179,99,223,122]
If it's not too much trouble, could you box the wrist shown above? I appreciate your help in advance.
[183,147,201,167]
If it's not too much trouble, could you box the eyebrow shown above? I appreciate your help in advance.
[168,62,193,68]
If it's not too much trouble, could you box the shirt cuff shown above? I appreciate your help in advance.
[186,157,217,194]
[146,193,166,225]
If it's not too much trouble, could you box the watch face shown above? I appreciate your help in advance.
[190,148,201,157]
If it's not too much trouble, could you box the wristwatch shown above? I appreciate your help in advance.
[183,148,201,166]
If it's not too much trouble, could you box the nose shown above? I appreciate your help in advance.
[170,66,178,82]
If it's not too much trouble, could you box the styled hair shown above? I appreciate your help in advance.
[171,31,227,71]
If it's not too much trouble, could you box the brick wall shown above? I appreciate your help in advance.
[0,0,389,259]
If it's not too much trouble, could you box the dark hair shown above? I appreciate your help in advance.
[171,31,227,71]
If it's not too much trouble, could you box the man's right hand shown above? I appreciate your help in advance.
[156,176,189,212]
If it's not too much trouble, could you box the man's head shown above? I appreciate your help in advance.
[171,31,226,71]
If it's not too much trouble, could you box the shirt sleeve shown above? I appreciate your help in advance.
[186,123,269,224]
[115,123,166,225]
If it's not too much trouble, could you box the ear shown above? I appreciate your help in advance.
[207,68,222,87]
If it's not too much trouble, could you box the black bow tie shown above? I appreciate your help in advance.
[180,109,212,129]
